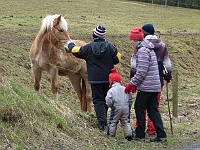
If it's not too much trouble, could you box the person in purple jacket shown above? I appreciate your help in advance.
[125,27,167,142]
[131,24,172,136]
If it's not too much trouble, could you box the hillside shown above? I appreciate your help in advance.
[0,0,200,149]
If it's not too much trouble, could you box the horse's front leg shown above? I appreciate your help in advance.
[49,67,59,100]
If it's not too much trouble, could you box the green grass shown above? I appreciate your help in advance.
[0,0,200,149]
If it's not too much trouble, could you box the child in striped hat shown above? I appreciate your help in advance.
[65,25,121,131]
[92,25,106,39]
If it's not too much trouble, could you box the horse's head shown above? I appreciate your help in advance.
[52,15,71,43]
[41,14,71,48]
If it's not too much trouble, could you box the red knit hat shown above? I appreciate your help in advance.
[109,68,121,88]
[129,27,144,41]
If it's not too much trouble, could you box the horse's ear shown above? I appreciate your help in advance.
[57,15,62,21]
[64,15,68,19]
[53,15,62,26]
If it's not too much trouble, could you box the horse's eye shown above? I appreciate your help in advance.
[58,29,64,33]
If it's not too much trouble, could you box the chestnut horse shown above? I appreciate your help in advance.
[29,14,92,112]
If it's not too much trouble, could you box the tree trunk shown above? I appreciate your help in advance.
[165,0,167,6]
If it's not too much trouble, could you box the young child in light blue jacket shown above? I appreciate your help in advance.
[104,68,133,141]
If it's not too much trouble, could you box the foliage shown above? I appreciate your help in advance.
[129,0,200,9]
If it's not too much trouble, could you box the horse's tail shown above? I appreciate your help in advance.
[81,78,87,112]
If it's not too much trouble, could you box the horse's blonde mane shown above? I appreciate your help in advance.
[40,14,68,34]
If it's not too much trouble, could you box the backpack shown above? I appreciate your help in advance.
[158,61,168,77]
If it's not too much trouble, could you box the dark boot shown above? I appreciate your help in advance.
[125,136,132,141]
[98,122,106,130]
[132,135,145,142]
[150,137,167,142]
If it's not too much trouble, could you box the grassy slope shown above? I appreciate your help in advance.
[0,0,200,149]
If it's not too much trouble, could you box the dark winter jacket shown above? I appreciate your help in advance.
[71,38,121,84]
[130,35,172,86]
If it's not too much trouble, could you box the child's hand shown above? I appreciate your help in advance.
[125,84,132,94]
[131,86,137,93]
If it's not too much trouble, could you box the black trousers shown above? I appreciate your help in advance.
[134,90,166,139]
[91,83,109,124]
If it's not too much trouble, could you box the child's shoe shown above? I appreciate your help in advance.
[104,132,110,137]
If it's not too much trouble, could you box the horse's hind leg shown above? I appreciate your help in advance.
[86,85,92,113]
[82,77,92,113]
[81,78,88,112]
[68,74,86,111]
[32,65,42,91]
[49,67,58,100]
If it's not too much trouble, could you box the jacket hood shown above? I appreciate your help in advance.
[111,82,121,88]
[90,39,108,58]
[137,39,154,50]
[145,35,162,50]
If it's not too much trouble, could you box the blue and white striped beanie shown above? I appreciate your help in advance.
[93,26,106,39]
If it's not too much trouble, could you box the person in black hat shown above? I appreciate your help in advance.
[65,26,121,131]
[142,23,155,36]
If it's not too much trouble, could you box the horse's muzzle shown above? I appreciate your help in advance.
[64,39,72,52]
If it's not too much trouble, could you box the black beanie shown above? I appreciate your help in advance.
[142,24,155,35]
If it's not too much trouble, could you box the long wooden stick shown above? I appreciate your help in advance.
[166,82,173,135]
